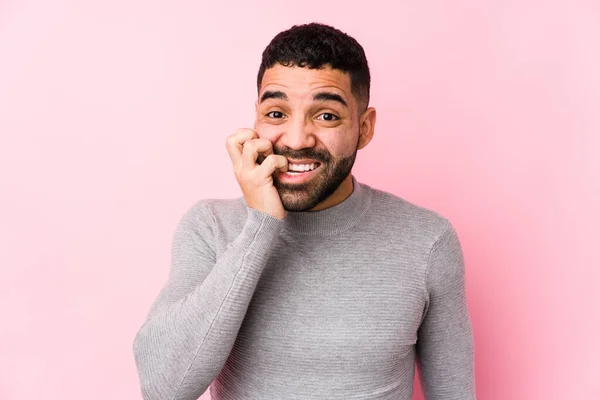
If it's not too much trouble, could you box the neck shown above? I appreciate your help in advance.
[309,174,354,211]
[284,175,372,236]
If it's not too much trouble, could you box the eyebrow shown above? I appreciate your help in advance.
[313,92,348,108]
[259,90,348,108]
[260,90,288,103]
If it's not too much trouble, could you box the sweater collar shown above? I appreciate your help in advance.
[283,175,372,236]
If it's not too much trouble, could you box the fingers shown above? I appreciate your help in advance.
[225,128,258,171]
[242,138,274,170]
[226,128,287,184]
[257,154,288,176]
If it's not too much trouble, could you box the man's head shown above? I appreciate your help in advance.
[254,23,376,212]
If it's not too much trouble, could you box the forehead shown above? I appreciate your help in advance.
[259,64,353,102]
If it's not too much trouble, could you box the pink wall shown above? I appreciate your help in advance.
[1,1,598,399]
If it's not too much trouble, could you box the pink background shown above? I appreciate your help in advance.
[1,1,599,399]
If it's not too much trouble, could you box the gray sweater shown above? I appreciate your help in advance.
[133,176,476,400]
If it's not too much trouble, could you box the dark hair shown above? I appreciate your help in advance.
[257,23,371,111]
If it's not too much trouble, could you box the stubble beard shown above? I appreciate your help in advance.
[273,145,359,212]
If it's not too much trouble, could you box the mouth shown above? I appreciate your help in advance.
[278,161,322,183]
[285,160,321,174]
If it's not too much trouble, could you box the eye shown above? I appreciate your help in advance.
[266,111,285,119]
[316,113,339,121]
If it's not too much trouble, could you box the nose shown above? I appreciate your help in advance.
[279,116,316,150]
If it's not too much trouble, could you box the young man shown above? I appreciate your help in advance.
[133,23,476,400]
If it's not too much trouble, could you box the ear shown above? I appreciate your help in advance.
[357,107,376,150]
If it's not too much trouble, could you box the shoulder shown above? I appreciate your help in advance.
[176,196,248,231]
[361,182,451,243]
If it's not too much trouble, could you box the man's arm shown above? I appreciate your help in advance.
[132,203,283,400]
[416,220,476,399]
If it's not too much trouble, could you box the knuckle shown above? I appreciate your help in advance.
[238,128,255,138]
[226,134,239,145]
[243,140,256,152]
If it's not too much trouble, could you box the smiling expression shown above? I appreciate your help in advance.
[254,64,376,212]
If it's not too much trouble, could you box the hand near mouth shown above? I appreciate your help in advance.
[226,128,288,220]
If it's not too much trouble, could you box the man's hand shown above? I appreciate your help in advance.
[226,128,288,220]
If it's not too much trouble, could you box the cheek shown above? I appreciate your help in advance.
[320,128,358,157]
[254,120,281,142]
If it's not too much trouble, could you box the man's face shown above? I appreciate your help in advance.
[254,64,362,212]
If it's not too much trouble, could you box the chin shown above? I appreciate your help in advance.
[278,182,338,212]
[280,193,320,212]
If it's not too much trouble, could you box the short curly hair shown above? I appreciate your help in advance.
[257,23,371,111]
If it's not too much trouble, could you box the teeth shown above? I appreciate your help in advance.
[288,163,318,172]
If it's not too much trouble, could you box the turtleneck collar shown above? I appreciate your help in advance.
[283,175,372,236]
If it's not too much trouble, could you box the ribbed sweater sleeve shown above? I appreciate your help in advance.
[132,204,284,400]
[416,220,477,399]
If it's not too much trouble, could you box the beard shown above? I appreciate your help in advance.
[270,143,359,212]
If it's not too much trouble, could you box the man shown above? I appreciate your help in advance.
[133,23,476,400]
